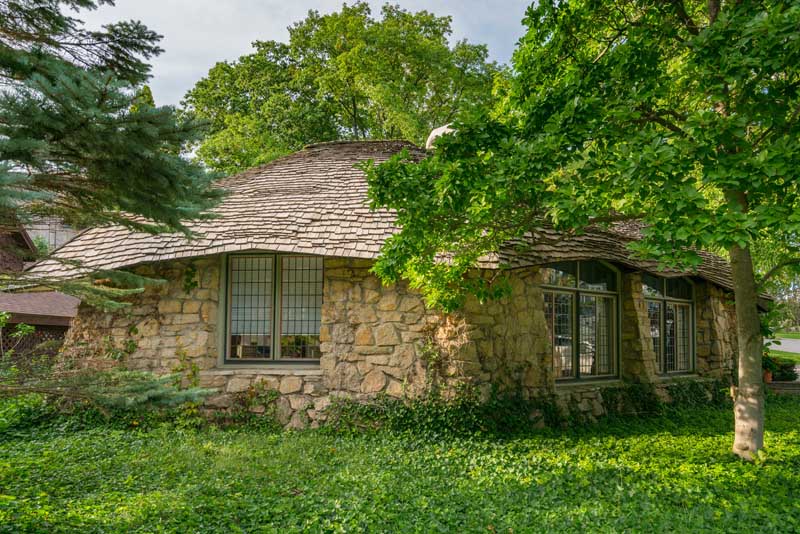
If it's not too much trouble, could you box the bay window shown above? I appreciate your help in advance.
[227,254,323,362]
[643,274,694,373]
[542,261,619,380]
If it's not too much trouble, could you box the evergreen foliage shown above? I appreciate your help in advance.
[0,311,212,413]
[1,0,221,234]
[0,0,222,304]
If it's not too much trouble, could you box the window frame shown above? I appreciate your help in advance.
[224,252,323,365]
[643,275,695,375]
[541,260,621,381]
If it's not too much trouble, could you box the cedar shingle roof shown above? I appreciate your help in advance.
[27,140,735,291]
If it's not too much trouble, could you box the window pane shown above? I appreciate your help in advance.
[647,300,662,371]
[666,278,692,300]
[579,294,615,376]
[642,273,664,297]
[229,256,273,359]
[280,256,323,359]
[545,291,574,378]
[665,302,691,372]
[579,261,617,292]
[541,262,577,288]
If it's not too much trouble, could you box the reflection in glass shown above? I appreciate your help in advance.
[544,291,574,378]
[541,262,577,288]
[229,256,273,359]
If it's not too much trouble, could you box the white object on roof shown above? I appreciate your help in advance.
[425,124,455,149]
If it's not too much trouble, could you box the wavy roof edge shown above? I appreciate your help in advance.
[26,140,749,298]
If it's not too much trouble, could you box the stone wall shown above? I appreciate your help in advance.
[553,376,723,424]
[620,272,659,382]
[63,258,219,372]
[319,258,433,401]
[320,260,550,403]
[60,254,738,427]
[695,282,738,378]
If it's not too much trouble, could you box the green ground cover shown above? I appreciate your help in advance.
[0,397,798,533]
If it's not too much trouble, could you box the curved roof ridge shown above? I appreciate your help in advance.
[303,139,420,150]
[26,141,737,292]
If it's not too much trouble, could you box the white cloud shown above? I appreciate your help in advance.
[79,0,530,105]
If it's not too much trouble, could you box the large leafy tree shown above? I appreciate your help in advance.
[1,0,221,303]
[183,2,500,173]
[367,0,800,460]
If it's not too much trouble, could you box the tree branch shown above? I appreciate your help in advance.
[635,110,689,137]
[708,0,721,24]
[669,0,699,35]
[759,257,800,287]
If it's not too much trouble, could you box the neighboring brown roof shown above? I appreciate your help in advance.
[0,226,36,273]
[0,292,79,326]
[27,140,735,290]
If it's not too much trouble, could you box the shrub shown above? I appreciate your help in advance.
[323,380,728,437]
[772,358,799,382]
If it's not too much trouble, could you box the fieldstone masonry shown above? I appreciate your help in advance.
[695,282,738,378]
[61,254,738,427]
[620,273,660,382]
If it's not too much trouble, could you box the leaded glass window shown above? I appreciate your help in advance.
[647,300,662,369]
[542,261,618,380]
[229,256,274,359]
[540,261,577,288]
[280,256,323,359]
[644,275,694,374]
[545,292,574,378]
[579,294,615,376]
[227,254,323,362]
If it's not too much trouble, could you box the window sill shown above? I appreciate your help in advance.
[555,377,622,388]
[654,373,700,382]
[202,365,323,377]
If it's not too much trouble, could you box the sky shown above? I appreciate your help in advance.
[79,0,533,106]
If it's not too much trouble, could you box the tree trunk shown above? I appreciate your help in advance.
[729,242,764,460]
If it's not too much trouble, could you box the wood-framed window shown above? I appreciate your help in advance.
[542,261,619,380]
[643,274,694,374]
[226,253,323,363]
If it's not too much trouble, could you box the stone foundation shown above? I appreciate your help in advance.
[60,254,738,426]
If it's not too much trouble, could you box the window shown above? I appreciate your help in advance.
[542,261,618,379]
[644,275,694,373]
[227,254,323,362]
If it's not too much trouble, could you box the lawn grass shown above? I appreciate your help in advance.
[769,348,800,364]
[776,331,800,339]
[1,398,799,533]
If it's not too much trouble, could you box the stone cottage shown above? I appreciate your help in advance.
[29,140,742,426]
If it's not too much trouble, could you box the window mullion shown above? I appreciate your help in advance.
[574,291,580,379]
[272,254,281,360]
[661,300,664,373]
